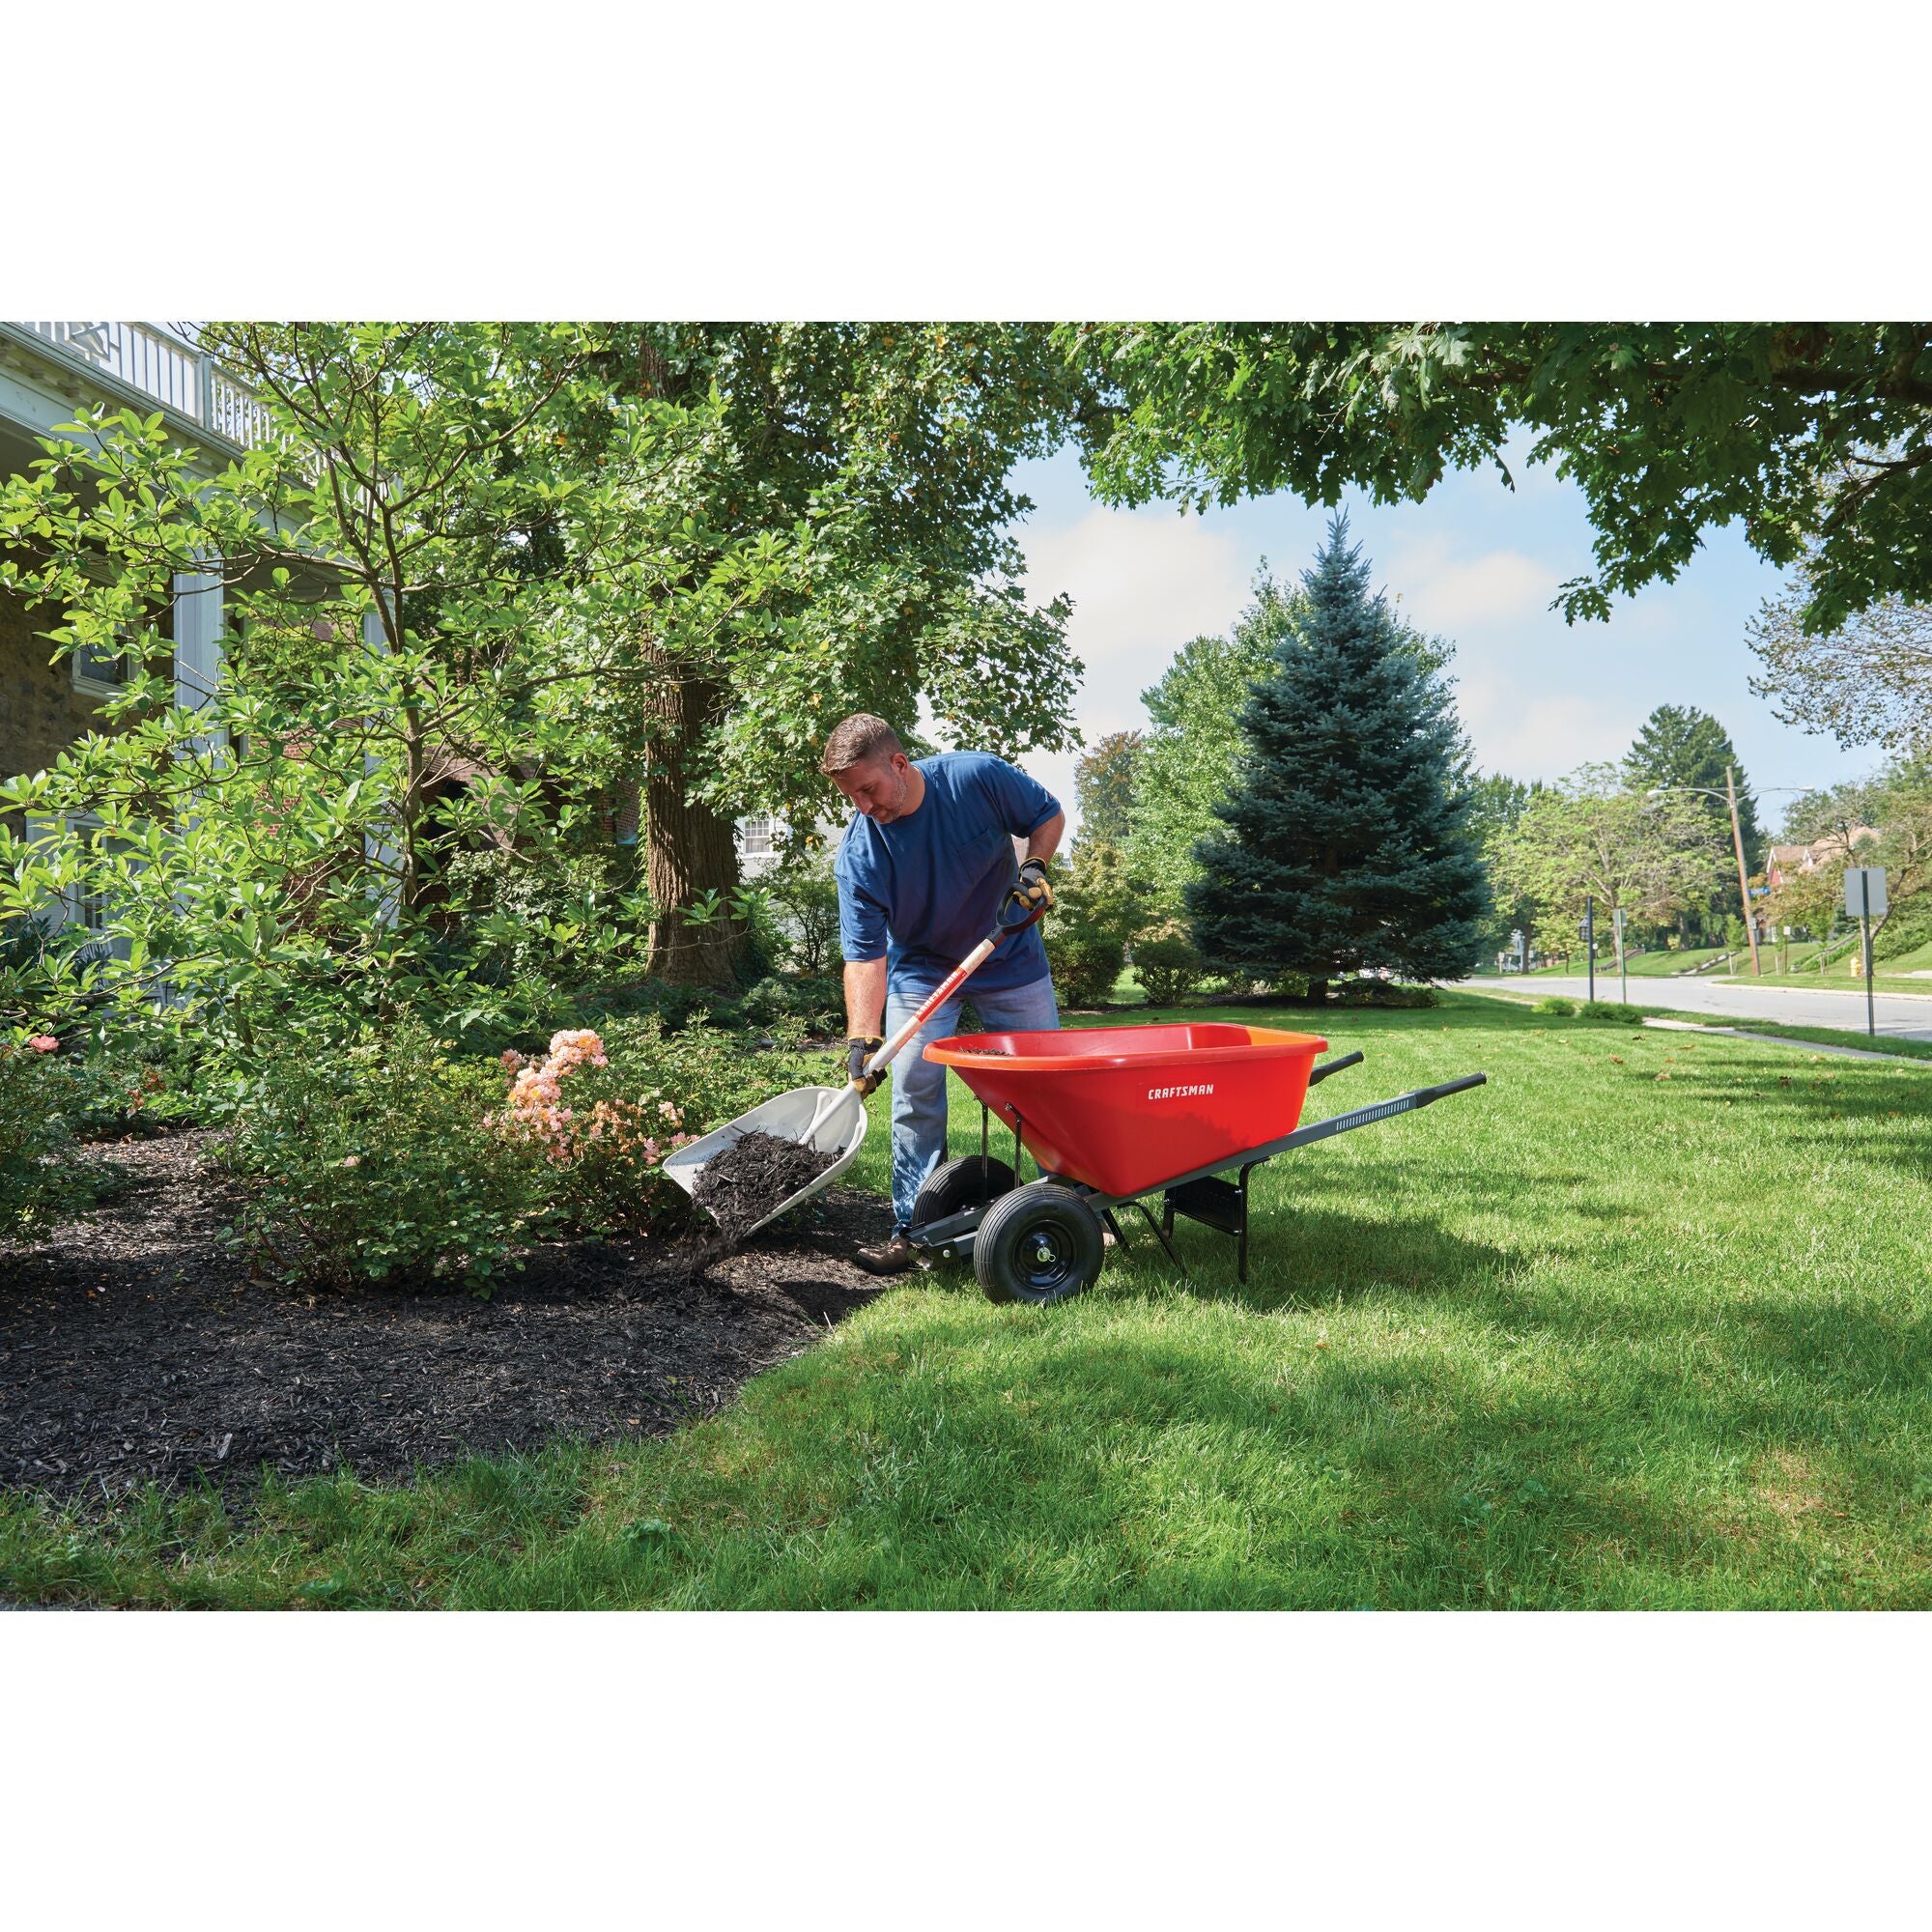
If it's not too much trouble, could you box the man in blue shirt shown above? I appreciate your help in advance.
[824,712,1065,1274]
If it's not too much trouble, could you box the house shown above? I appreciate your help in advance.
[0,320,274,833]
[1764,828,1879,893]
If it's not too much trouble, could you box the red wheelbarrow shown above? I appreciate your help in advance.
[910,1023,1485,1304]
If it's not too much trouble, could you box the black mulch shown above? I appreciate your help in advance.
[0,1128,893,1503]
[691,1130,840,1239]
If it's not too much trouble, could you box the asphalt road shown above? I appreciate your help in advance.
[1463,975,1932,1042]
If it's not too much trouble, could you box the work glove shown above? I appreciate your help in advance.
[846,1035,886,1095]
[1012,857,1055,918]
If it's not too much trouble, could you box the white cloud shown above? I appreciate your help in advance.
[1014,503,1251,829]
[1382,534,1561,635]
[1454,665,1642,782]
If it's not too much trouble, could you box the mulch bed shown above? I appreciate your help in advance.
[0,1127,893,1504]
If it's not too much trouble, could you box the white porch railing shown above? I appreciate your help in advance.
[15,321,275,451]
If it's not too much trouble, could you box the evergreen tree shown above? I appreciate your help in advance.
[1622,704,1761,932]
[1187,516,1489,993]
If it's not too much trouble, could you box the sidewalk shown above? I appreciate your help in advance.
[1463,975,1932,1043]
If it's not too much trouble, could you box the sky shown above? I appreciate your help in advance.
[1002,435,1873,842]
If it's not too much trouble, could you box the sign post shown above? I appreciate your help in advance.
[1585,895,1595,1004]
[1614,905,1627,1006]
[1844,867,1888,1038]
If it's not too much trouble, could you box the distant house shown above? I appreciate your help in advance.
[1764,827,1879,893]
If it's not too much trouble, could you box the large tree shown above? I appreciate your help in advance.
[1747,553,1932,755]
[1072,728,1141,847]
[543,324,1087,984]
[1064,324,1932,634]
[1124,566,1464,928]
[1622,704,1761,932]
[1187,518,1488,992]
[1492,765,1720,965]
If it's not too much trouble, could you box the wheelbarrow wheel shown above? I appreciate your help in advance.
[973,1181,1105,1306]
[911,1155,1017,1235]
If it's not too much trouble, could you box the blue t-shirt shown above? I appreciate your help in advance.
[835,752,1061,996]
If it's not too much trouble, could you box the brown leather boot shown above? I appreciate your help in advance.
[854,1232,918,1276]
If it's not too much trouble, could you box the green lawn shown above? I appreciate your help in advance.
[6,991,1932,1609]
[1520,947,1732,978]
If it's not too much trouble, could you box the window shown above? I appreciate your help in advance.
[71,586,174,701]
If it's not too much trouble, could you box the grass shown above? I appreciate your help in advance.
[6,991,1932,1609]
[1520,947,1732,978]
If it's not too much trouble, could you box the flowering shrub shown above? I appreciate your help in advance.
[0,1037,94,1237]
[492,1014,838,1239]
[491,1027,696,1237]
[220,1019,546,1291]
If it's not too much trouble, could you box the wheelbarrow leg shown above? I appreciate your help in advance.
[1236,1162,1257,1285]
[1126,1198,1188,1280]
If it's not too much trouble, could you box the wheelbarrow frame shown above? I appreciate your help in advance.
[907,1049,1486,1296]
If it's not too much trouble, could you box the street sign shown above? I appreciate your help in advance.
[1845,867,1888,919]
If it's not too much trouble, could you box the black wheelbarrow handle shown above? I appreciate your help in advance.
[1412,1072,1487,1105]
[1308,1050,1365,1086]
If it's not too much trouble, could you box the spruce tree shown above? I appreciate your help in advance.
[1186,516,1489,994]
[1622,704,1761,934]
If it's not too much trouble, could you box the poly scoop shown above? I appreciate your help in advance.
[663,894,1046,1241]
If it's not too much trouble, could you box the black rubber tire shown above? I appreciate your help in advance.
[910,1155,1018,1232]
[972,1181,1106,1307]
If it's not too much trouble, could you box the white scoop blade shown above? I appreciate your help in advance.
[662,1084,868,1240]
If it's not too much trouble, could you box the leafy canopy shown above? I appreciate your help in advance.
[1063,323,1932,634]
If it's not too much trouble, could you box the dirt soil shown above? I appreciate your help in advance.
[691,1130,839,1239]
[0,1128,892,1503]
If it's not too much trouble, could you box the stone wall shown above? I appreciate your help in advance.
[0,582,107,837]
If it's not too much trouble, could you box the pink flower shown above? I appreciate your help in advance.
[28,1036,58,1054]
[500,1049,525,1071]
[340,1154,361,1168]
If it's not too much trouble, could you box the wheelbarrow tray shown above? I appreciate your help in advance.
[923,1022,1328,1199]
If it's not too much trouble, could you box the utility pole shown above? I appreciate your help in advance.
[1585,895,1595,1004]
[1726,763,1761,978]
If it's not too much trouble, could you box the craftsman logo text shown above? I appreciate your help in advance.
[1147,1083,1214,1100]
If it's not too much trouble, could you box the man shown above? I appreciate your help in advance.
[823,713,1063,1274]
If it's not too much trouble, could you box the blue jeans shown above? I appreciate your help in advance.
[885,972,1060,1233]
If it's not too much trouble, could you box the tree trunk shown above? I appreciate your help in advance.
[641,650,744,988]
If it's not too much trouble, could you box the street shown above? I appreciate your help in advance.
[1462,974,1932,1042]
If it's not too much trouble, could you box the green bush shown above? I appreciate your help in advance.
[739,974,842,1036]
[1579,1000,1644,1024]
[219,1019,546,1292]
[1534,995,1578,1016]
[1046,924,1126,1008]
[1134,931,1205,1007]
[44,1037,211,1139]
[1875,898,1932,963]
[0,1037,94,1238]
